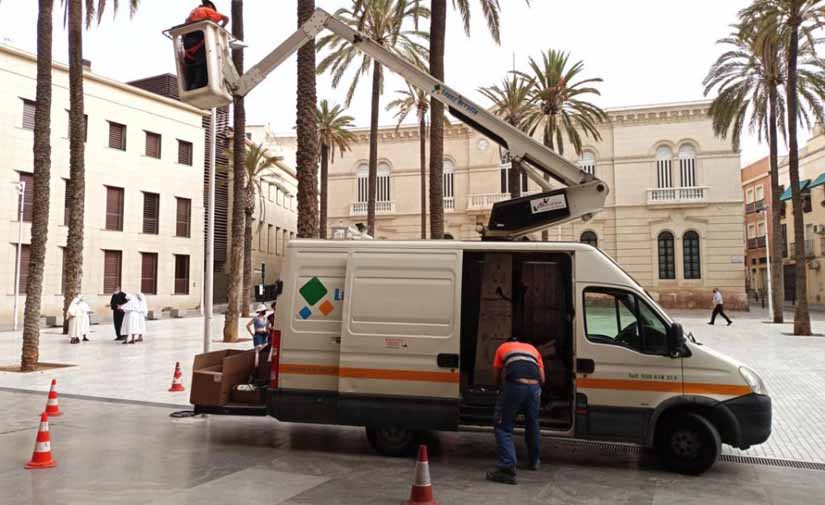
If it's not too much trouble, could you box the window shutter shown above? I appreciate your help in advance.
[63,179,71,226]
[178,140,193,165]
[143,193,159,234]
[109,122,126,150]
[106,187,124,231]
[174,255,190,294]
[22,99,36,129]
[18,173,34,222]
[145,132,162,159]
[103,250,122,294]
[141,253,158,294]
[176,198,191,237]
[17,244,31,293]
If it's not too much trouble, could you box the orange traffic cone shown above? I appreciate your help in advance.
[168,362,185,392]
[44,379,63,417]
[403,445,438,505]
[25,412,57,469]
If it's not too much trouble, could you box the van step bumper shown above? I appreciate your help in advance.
[193,403,268,416]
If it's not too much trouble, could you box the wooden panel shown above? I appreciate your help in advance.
[103,250,122,294]
[16,244,31,293]
[106,187,124,231]
[176,197,191,237]
[141,253,158,294]
[108,122,126,150]
[174,254,190,294]
[142,192,159,234]
[178,140,193,165]
[145,132,162,159]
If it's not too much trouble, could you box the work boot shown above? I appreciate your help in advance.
[527,461,540,471]
[486,467,517,485]
[82,336,89,342]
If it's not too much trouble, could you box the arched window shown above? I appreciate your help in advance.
[356,163,368,203]
[658,231,675,279]
[656,146,673,189]
[377,162,391,202]
[580,230,598,248]
[579,151,596,176]
[679,144,697,188]
[683,231,701,279]
[443,159,455,205]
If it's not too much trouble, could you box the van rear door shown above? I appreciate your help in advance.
[338,249,462,430]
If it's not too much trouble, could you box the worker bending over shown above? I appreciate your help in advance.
[486,336,545,485]
[182,1,229,90]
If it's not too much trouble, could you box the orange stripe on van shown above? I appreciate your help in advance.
[577,377,751,397]
[683,382,751,396]
[339,367,459,383]
[280,364,340,376]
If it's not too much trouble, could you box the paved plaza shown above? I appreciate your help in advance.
[1,307,825,504]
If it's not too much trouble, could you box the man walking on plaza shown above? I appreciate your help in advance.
[708,288,732,326]
[109,287,128,341]
[486,336,545,485]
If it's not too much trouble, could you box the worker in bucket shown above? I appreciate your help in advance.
[486,335,545,485]
[182,1,229,90]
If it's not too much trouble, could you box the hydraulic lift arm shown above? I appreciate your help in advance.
[215,8,608,238]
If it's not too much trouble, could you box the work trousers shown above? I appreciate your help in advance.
[710,304,731,324]
[494,381,541,470]
[113,310,124,338]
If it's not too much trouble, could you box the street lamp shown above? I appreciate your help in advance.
[761,208,773,320]
[10,181,25,332]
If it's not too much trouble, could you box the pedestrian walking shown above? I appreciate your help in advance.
[119,293,147,344]
[66,295,91,344]
[246,304,269,349]
[110,287,128,341]
[708,288,732,326]
[486,336,545,485]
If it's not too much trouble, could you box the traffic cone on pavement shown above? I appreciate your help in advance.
[403,445,438,505]
[168,362,185,392]
[44,379,63,417]
[25,412,57,469]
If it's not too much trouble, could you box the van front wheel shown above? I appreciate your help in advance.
[656,413,721,475]
[366,426,420,457]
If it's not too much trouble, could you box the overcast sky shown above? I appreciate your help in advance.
[0,0,798,166]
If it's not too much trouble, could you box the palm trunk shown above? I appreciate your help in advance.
[242,207,252,317]
[419,114,427,239]
[367,61,382,237]
[296,0,319,238]
[510,159,523,199]
[768,83,784,323]
[320,143,329,239]
[224,0,246,342]
[22,0,53,371]
[428,0,446,239]
[787,23,810,336]
[62,0,86,335]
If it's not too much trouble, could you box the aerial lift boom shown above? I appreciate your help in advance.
[167,8,608,239]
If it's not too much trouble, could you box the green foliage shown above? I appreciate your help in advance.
[478,73,532,130]
[316,99,357,161]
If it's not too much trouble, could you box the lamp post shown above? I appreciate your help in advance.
[762,208,773,320]
[11,181,25,332]
[203,108,217,353]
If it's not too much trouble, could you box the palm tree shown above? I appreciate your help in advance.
[62,0,140,334]
[703,24,788,323]
[296,0,320,239]
[387,84,432,237]
[225,0,246,340]
[742,0,825,335]
[21,0,54,372]
[316,100,357,239]
[479,74,533,199]
[317,0,429,237]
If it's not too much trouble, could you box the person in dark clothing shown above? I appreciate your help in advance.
[182,1,229,90]
[110,287,128,341]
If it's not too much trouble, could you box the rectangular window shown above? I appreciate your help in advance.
[679,157,696,187]
[583,288,669,356]
[276,188,283,206]
[140,252,158,295]
[105,186,124,231]
[268,184,274,202]
[748,224,756,239]
[66,110,88,142]
[177,140,193,165]
[18,172,34,222]
[746,189,754,204]
[175,197,191,237]
[145,131,162,159]
[657,159,673,188]
[63,179,71,226]
[755,185,764,201]
[257,220,263,251]
[357,175,368,203]
[103,250,122,294]
[174,254,190,295]
[757,222,766,237]
[143,192,160,234]
[275,227,281,256]
[22,99,36,129]
[15,244,31,293]
[282,229,288,255]
[108,121,127,150]
[267,224,274,253]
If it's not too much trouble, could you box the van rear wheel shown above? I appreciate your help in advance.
[656,413,721,475]
[365,426,420,457]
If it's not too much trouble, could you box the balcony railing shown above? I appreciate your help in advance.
[350,200,395,216]
[646,187,708,205]
[467,192,536,211]
[745,200,766,214]
[747,236,767,250]
[444,197,456,211]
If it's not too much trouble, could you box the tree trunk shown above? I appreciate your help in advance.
[787,24,811,336]
[296,0,319,238]
[768,83,784,323]
[510,158,523,199]
[367,61,382,237]
[224,0,246,342]
[320,143,329,239]
[419,114,427,239]
[242,207,252,317]
[428,0,446,239]
[62,0,86,335]
[22,0,53,371]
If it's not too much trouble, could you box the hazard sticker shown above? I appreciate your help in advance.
[530,194,567,214]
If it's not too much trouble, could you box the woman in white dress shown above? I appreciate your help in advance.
[67,295,91,344]
[119,293,147,344]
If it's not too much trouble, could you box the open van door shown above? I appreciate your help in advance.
[338,249,462,433]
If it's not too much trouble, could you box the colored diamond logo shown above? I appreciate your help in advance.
[319,300,334,316]
[299,277,328,306]
[299,307,312,320]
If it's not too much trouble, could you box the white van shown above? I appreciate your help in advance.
[257,239,771,475]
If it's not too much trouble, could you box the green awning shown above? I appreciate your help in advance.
[809,172,825,190]
[780,179,811,201]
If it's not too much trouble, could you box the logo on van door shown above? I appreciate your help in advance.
[297,277,343,320]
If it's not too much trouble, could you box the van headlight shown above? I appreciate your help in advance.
[739,366,768,396]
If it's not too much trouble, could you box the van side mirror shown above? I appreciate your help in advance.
[668,323,686,358]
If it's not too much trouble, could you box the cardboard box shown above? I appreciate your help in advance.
[190,349,256,406]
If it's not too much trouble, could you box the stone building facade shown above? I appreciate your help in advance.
[741,157,773,299]
[325,100,747,310]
